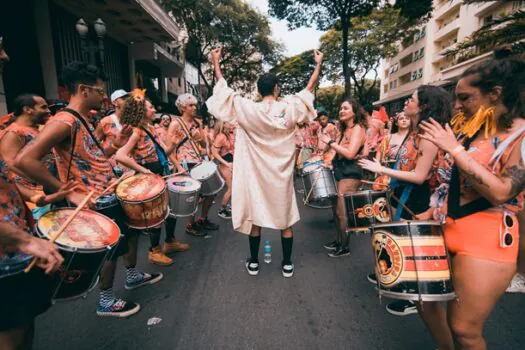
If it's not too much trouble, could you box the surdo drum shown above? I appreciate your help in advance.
[116,173,169,229]
[190,161,225,196]
[370,221,455,302]
[36,208,121,301]
[166,176,201,217]
[344,190,392,232]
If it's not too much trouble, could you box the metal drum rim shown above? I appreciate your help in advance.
[343,189,390,197]
[376,289,456,302]
[199,179,225,196]
[189,162,219,181]
[371,220,442,229]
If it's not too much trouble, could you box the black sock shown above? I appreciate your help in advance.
[249,236,261,263]
[281,236,293,265]
[165,217,176,243]
[149,228,161,250]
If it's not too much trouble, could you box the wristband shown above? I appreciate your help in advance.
[451,145,465,158]
[327,140,335,147]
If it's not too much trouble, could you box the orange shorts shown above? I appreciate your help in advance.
[445,210,519,263]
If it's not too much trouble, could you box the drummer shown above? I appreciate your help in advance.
[16,61,159,318]
[294,119,316,171]
[211,121,235,219]
[167,93,220,236]
[359,85,452,317]
[115,90,190,266]
[319,98,367,258]
[415,58,525,350]
[316,111,338,165]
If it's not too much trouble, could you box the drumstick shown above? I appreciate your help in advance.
[360,180,389,188]
[390,193,418,219]
[304,170,323,205]
[24,190,96,273]
[95,173,133,200]
[162,170,186,180]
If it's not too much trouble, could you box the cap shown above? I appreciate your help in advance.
[110,89,129,103]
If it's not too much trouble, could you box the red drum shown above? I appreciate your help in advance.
[116,173,169,229]
[36,208,121,301]
[370,221,455,302]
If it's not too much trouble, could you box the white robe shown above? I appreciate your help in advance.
[206,78,316,234]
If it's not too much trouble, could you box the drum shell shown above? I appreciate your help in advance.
[345,190,392,232]
[118,187,169,229]
[190,162,225,196]
[370,221,455,302]
[168,188,200,217]
[302,167,336,208]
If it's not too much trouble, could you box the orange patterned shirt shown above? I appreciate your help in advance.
[172,117,204,163]
[131,126,159,165]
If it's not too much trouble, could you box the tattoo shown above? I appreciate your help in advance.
[418,150,424,157]
[463,158,489,187]
[504,165,525,197]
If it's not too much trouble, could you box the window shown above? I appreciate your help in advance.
[417,68,423,79]
[420,27,426,38]
[419,48,425,58]
[384,84,389,93]
[411,71,418,81]
[513,1,525,11]
[483,15,493,26]
[178,78,181,87]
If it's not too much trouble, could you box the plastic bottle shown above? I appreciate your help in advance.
[264,240,272,264]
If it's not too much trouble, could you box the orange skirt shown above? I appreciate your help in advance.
[445,210,519,263]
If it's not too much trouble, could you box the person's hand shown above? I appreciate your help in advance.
[19,237,64,274]
[66,191,91,208]
[320,134,332,146]
[210,47,222,63]
[141,168,153,174]
[314,49,324,64]
[36,182,78,206]
[113,124,133,148]
[358,158,384,174]
[419,118,459,153]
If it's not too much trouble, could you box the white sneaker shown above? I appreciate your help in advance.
[245,259,259,276]
[506,273,525,293]
[282,263,294,278]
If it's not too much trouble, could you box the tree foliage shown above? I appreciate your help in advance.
[315,85,345,119]
[319,7,400,107]
[270,51,317,95]
[268,0,433,96]
[160,0,282,94]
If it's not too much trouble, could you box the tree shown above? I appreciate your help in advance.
[319,7,399,107]
[270,51,317,95]
[268,0,433,97]
[316,85,345,118]
[445,1,525,60]
[160,0,282,94]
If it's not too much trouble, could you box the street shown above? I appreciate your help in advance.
[34,186,525,350]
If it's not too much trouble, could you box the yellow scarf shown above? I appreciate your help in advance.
[450,106,496,138]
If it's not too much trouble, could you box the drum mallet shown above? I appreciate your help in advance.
[390,194,418,219]
[162,170,187,180]
[24,190,96,273]
[95,173,133,201]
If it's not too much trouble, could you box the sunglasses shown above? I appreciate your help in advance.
[500,211,515,248]
[80,84,106,96]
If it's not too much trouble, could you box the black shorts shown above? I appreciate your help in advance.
[0,270,54,331]
[223,154,233,163]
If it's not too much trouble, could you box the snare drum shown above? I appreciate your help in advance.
[167,176,201,217]
[344,190,392,232]
[302,166,336,209]
[116,174,169,229]
[36,208,121,301]
[302,155,323,174]
[370,221,455,302]
[190,161,225,196]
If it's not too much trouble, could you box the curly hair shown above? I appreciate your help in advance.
[120,89,146,127]
[338,97,368,135]
[417,85,452,126]
[175,93,198,113]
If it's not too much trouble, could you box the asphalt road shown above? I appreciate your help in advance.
[34,187,525,350]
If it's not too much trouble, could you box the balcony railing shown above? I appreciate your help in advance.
[435,18,460,41]
[433,0,462,21]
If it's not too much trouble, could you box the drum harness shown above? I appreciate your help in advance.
[175,118,205,171]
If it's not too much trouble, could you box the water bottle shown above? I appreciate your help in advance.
[264,240,272,264]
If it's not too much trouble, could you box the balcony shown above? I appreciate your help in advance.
[432,43,457,63]
[433,0,463,21]
[434,18,460,41]
[474,1,500,17]
[132,42,184,76]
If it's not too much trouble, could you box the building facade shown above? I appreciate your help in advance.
[375,0,525,115]
[0,0,186,115]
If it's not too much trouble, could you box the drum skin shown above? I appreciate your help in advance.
[167,176,201,217]
[190,161,224,196]
[36,208,120,301]
[370,221,456,302]
[116,174,169,229]
[344,190,392,232]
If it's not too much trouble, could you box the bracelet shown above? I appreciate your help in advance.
[327,140,335,147]
[451,145,465,158]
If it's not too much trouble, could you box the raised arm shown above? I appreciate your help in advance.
[211,47,224,82]
[306,50,324,93]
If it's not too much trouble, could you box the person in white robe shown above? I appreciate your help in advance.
[206,47,323,278]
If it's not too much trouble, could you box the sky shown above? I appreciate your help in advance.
[245,0,324,56]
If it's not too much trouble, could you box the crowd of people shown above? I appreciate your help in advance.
[0,43,524,350]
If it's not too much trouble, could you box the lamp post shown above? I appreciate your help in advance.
[75,18,106,71]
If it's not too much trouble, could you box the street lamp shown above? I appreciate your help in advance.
[75,18,106,72]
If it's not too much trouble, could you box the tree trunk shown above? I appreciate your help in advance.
[341,20,351,97]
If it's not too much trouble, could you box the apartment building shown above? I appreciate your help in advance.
[375,0,525,115]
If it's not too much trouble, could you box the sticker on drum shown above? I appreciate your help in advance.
[117,173,166,202]
[37,208,121,250]
[167,176,201,193]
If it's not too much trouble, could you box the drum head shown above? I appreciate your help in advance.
[37,208,121,250]
[302,156,322,174]
[167,176,201,193]
[116,174,166,202]
[190,161,217,181]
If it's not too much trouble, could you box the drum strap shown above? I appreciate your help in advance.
[141,126,171,176]
[175,117,203,162]
[393,184,414,221]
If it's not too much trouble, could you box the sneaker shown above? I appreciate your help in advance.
[185,224,206,237]
[385,300,417,316]
[218,208,232,219]
[328,247,350,258]
[323,240,339,250]
[506,273,525,293]
[245,259,259,276]
[96,299,141,318]
[163,240,190,253]
[367,273,377,284]
[125,272,163,290]
[195,218,219,230]
[148,247,174,266]
[282,263,294,278]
